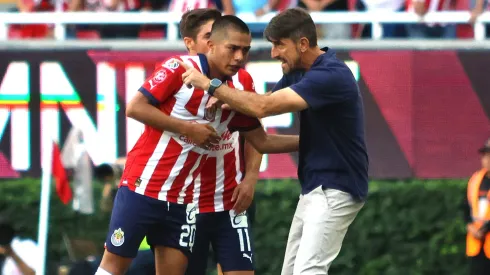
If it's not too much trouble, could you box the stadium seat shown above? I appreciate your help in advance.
[8,24,49,39]
[457,24,474,39]
[7,27,23,39]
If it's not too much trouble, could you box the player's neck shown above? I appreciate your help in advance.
[207,59,228,81]
[301,46,324,71]
[209,71,227,81]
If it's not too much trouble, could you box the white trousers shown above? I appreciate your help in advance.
[281,186,364,275]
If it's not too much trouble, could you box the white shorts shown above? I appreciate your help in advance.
[281,186,364,275]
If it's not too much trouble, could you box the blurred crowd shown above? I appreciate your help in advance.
[1,0,489,40]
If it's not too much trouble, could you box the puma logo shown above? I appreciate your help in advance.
[242,253,252,263]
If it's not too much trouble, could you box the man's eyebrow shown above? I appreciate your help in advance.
[229,44,251,50]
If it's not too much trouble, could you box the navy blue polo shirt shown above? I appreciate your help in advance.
[272,47,369,201]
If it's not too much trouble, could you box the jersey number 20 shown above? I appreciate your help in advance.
[179,224,196,249]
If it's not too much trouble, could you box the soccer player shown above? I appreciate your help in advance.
[178,9,262,275]
[179,7,369,275]
[96,13,298,275]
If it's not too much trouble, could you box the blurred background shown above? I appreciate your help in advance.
[1,0,490,274]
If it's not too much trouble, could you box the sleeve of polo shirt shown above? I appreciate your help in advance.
[290,63,357,109]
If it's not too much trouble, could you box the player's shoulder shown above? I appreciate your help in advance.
[237,68,252,79]
[155,55,201,73]
[235,68,256,92]
[236,68,254,84]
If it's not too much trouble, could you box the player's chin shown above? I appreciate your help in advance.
[227,66,240,75]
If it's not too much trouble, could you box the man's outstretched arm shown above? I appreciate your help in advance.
[175,59,308,118]
[241,127,299,154]
[214,85,308,118]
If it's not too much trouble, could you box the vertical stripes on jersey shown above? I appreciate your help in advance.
[222,75,245,210]
[198,157,217,212]
[169,57,210,122]
[133,134,183,198]
[122,55,212,203]
[166,150,202,202]
[123,56,255,207]
[222,145,241,210]
[195,73,249,213]
[185,59,206,116]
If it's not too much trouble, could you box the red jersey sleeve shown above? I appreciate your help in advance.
[138,57,185,105]
[228,71,261,133]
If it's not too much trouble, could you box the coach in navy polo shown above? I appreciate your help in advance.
[271,49,368,200]
[179,8,368,275]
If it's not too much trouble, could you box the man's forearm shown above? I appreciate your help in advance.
[260,135,299,154]
[243,140,262,181]
[127,103,192,135]
[214,85,269,118]
[8,249,35,275]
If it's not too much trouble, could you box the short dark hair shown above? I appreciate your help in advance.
[210,15,250,38]
[264,8,318,47]
[179,8,222,40]
[94,164,114,180]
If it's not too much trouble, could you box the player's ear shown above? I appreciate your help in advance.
[207,39,215,53]
[298,37,309,53]
[183,37,195,52]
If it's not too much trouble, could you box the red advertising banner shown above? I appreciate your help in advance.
[0,49,488,179]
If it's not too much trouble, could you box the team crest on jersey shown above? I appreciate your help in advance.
[135,178,142,187]
[153,69,167,83]
[204,107,216,122]
[163,58,180,71]
[111,228,125,247]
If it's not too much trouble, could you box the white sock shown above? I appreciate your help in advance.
[95,267,112,275]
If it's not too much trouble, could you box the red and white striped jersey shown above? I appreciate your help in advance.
[192,69,258,213]
[120,55,260,204]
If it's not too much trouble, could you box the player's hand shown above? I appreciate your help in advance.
[205,96,224,115]
[187,123,221,149]
[175,60,211,91]
[231,177,257,214]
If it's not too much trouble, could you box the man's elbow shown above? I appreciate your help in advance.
[249,141,267,154]
[244,136,266,154]
[125,101,138,119]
